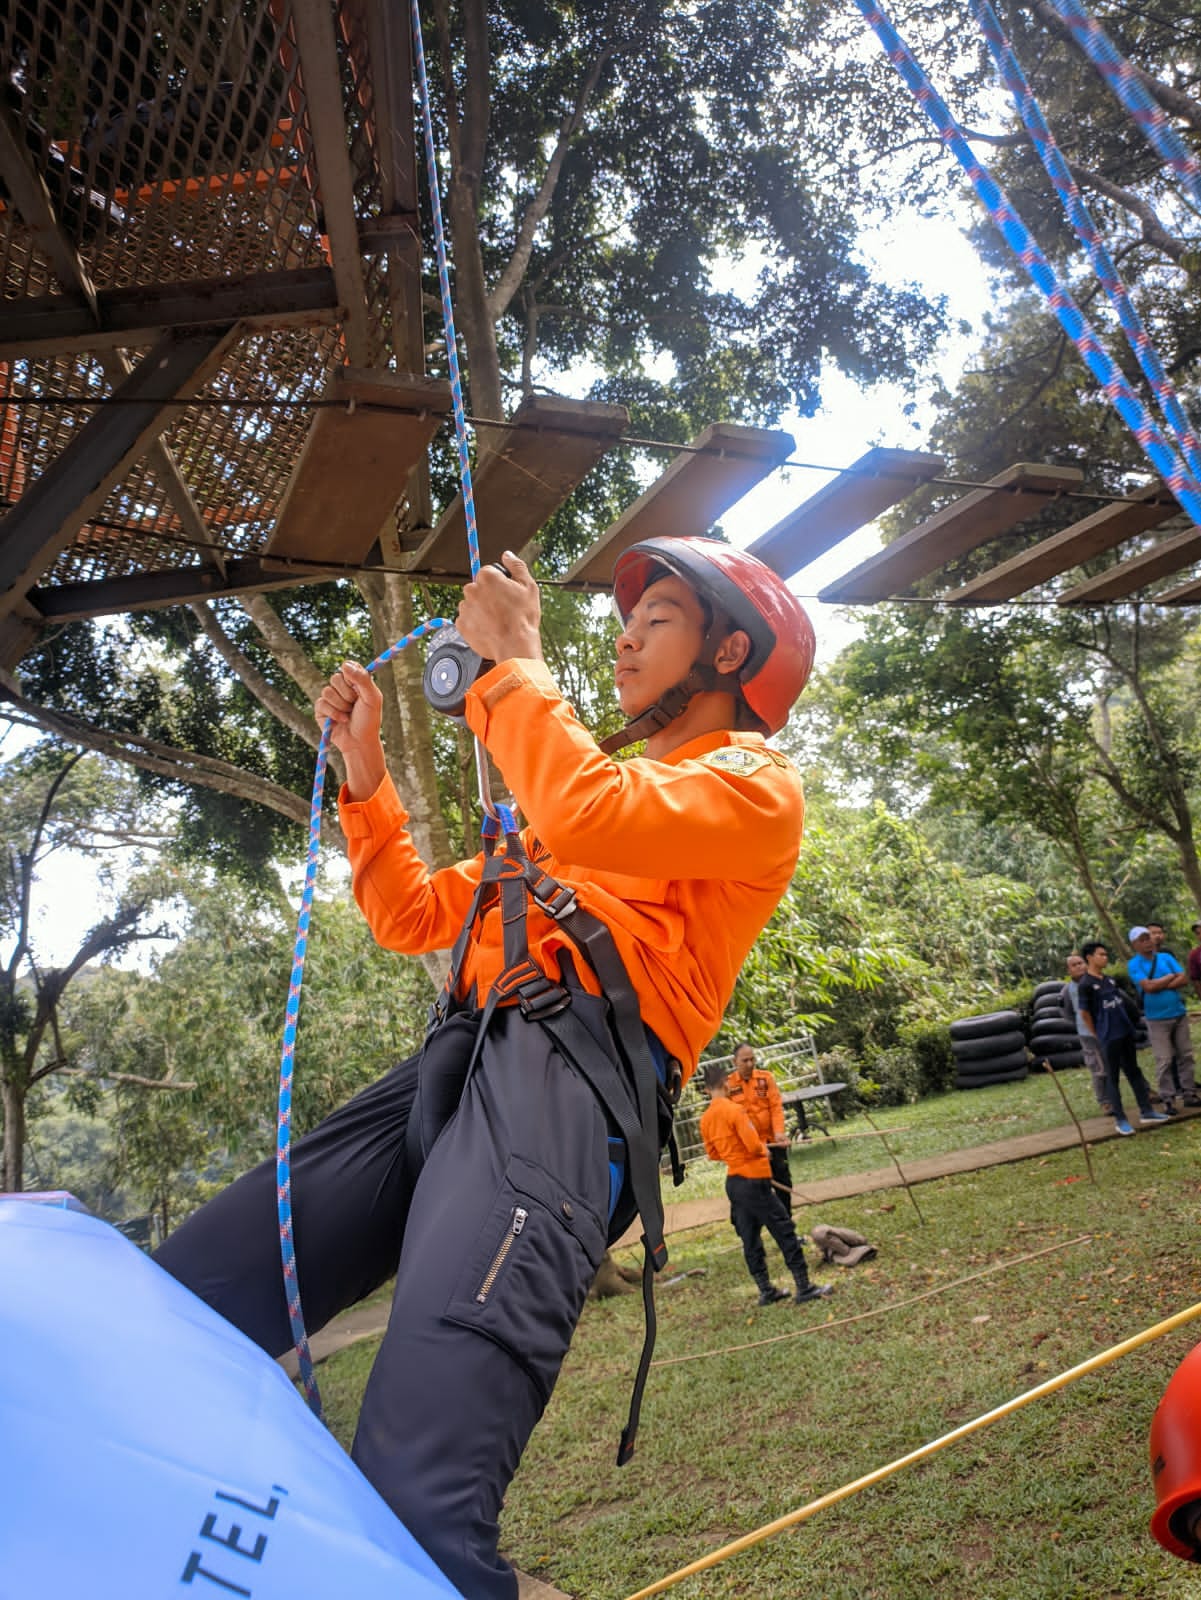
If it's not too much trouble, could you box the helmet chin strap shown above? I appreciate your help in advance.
[598,663,726,756]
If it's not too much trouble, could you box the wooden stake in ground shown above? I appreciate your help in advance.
[1038,1056,1098,1186]
[861,1108,925,1225]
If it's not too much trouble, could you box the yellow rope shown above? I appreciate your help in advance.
[622,1297,1201,1600]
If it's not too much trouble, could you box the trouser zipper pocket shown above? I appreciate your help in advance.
[476,1206,528,1304]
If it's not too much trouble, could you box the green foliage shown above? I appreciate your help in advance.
[726,798,1070,1063]
[896,1016,958,1097]
[63,875,436,1227]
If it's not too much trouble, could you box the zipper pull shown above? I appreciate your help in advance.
[513,1206,528,1234]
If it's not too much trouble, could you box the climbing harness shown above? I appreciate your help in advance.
[421,803,683,1462]
[853,0,1201,531]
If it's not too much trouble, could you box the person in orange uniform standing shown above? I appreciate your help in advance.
[701,1060,830,1306]
[155,537,814,1600]
[727,1041,794,1209]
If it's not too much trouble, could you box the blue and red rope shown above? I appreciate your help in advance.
[277,0,485,1416]
[852,0,1201,532]
[970,0,1201,491]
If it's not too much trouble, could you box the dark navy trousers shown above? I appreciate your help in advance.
[725,1173,809,1289]
[154,1001,618,1600]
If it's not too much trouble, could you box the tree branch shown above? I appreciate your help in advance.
[189,601,345,787]
[239,593,330,703]
[488,50,609,321]
[1028,0,1201,130]
[54,1065,198,1092]
[1066,160,1188,262]
[0,682,338,844]
[10,752,85,989]
[432,0,463,173]
[459,0,492,187]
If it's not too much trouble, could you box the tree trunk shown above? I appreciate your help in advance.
[2,1074,26,1192]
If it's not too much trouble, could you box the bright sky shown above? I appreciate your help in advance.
[719,211,996,665]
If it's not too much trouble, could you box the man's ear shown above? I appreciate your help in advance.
[713,628,752,677]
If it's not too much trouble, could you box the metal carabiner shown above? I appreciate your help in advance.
[474,734,500,821]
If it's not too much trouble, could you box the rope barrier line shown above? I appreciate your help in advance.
[853,0,1201,530]
[650,1231,1092,1368]
[587,1233,1092,1380]
[971,0,1201,486]
[623,1288,1201,1600]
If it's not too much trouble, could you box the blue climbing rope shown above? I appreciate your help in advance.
[276,620,449,1417]
[1047,0,1201,214]
[409,0,481,583]
[852,0,1201,532]
[276,0,488,1416]
[970,0,1201,489]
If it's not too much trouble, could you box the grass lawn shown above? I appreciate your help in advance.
[316,1069,1201,1599]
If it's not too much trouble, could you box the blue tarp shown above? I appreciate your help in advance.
[0,1198,464,1600]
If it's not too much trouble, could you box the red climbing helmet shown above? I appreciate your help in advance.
[611,536,816,735]
[1150,1342,1201,1561]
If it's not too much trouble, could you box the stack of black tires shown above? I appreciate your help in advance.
[1028,980,1084,1070]
[950,1010,1030,1089]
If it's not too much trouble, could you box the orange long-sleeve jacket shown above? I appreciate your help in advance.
[726,1067,786,1143]
[700,1094,771,1179]
[339,657,804,1080]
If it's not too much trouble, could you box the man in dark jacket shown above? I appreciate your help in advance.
[1077,941,1170,1137]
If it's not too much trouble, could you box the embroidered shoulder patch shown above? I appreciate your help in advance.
[699,746,772,777]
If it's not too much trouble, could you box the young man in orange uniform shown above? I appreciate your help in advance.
[700,1060,829,1305]
[726,1040,794,1208]
[155,537,814,1600]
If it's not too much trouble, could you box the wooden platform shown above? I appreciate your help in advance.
[264,369,452,566]
[564,422,794,588]
[747,447,943,576]
[819,461,1084,603]
[1057,524,1201,604]
[943,483,1178,603]
[406,392,629,578]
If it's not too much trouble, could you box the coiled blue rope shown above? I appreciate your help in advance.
[277,0,486,1417]
[971,0,1201,490]
[852,0,1201,532]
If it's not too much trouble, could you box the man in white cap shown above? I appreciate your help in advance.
[1127,925,1201,1114]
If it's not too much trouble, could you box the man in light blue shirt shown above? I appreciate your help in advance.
[1127,925,1200,1113]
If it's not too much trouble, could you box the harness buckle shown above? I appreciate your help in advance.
[514,973,572,1020]
[528,877,578,922]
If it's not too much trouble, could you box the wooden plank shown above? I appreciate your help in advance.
[1154,572,1201,605]
[0,268,339,359]
[942,484,1177,603]
[746,447,943,579]
[29,556,344,623]
[406,393,630,577]
[1057,525,1201,605]
[564,422,794,588]
[264,369,452,564]
[818,462,1085,603]
[0,328,237,611]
